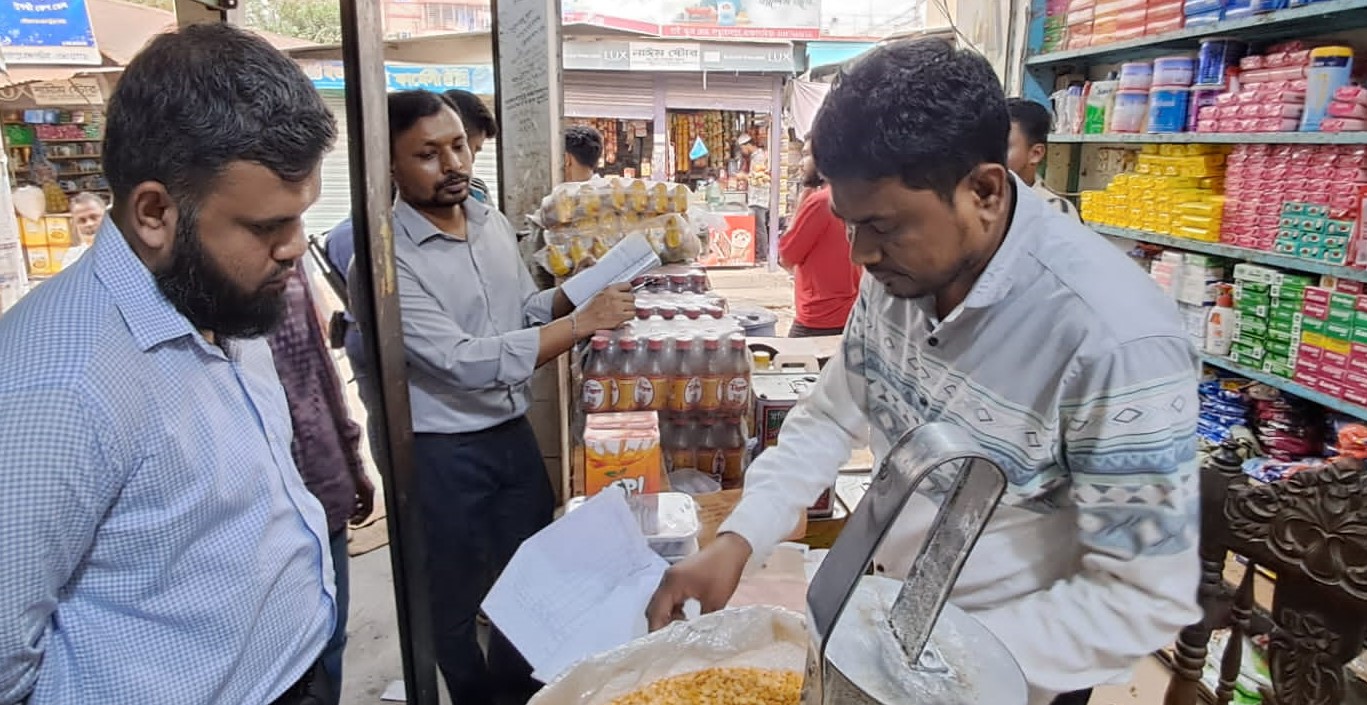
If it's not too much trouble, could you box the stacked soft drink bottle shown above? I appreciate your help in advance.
[579,266,754,489]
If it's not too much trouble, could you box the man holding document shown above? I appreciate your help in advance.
[364,90,636,704]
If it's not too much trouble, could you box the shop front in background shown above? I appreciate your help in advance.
[1,76,114,282]
[562,39,792,267]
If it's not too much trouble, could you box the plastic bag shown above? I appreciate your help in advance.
[528,606,805,705]
[668,469,722,496]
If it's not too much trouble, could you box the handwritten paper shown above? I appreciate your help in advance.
[561,232,661,306]
[482,489,670,683]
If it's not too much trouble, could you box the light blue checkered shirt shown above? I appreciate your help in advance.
[0,220,335,704]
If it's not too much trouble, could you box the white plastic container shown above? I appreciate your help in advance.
[1118,61,1154,91]
[566,491,702,563]
[1152,54,1197,87]
[1111,90,1149,132]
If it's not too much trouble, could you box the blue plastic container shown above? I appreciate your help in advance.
[1196,38,1247,86]
[1147,87,1191,133]
[1184,7,1225,25]
[1183,0,1225,14]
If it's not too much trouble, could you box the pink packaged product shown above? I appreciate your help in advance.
[1240,55,1265,70]
[1323,118,1367,132]
[1336,85,1367,106]
[1241,66,1308,84]
[1329,100,1367,120]
[1258,103,1305,119]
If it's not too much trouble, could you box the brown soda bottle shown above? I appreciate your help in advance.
[638,336,670,412]
[720,414,747,490]
[582,335,614,413]
[697,415,725,484]
[668,337,700,412]
[614,337,640,412]
[698,335,723,412]
[723,334,752,412]
[665,414,698,472]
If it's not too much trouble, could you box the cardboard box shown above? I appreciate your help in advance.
[1303,317,1327,335]
[42,216,71,248]
[1327,321,1354,341]
[1319,378,1347,399]
[1322,364,1349,381]
[584,412,666,497]
[1334,279,1367,295]
[1304,286,1334,306]
[1324,350,1351,368]
[18,218,46,247]
[1294,369,1320,388]
[1303,301,1330,320]
[1298,343,1324,362]
[753,373,833,518]
[1331,292,1359,312]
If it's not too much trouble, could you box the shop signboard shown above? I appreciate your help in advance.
[0,0,101,66]
[563,40,794,73]
[562,40,630,71]
[296,60,496,95]
[660,0,821,40]
[30,76,102,106]
[564,0,823,40]
[627,41,700,72]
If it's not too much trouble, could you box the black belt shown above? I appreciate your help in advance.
[270,661,332,705]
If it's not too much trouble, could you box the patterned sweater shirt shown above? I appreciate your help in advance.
[721,179,1202,703]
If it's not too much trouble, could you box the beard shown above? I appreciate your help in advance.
[419,173,471,208]
[154,209,289,340]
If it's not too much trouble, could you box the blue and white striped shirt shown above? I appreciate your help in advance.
[0,220,335,704]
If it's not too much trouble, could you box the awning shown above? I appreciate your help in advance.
[804,42,875,71]
[0,65,121,89]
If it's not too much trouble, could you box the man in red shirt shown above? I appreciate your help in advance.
[778,149,862,337]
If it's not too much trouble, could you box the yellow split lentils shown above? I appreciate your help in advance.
[606,667,802,705]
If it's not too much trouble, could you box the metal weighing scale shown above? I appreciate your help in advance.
[800,422,1029,705]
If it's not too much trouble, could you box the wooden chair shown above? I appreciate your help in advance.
[1165,441,1367,705]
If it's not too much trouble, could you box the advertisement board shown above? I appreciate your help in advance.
[0,0,101,66]
[296,60,496,95]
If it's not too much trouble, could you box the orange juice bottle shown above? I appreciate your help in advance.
[720,414,747,490]
[722,334,752,412]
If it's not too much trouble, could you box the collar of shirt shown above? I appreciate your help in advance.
[394,198,491,246]
[913,175,1042,326]
[90,219,199,353]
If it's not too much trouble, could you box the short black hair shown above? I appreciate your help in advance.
[564,125,603,169]
[104,23,336,207]
[389,90,452,153]
[811,37,1009,202]
[1007,98,1052,147]
[443,89,498,140]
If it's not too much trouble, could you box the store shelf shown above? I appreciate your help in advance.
[44,154,100,160]
[1202,354,1367,419]
[1052,132,1367,145]
[38,138,101,144]
[1091,224,1367,281]
[1027,0,1367,66]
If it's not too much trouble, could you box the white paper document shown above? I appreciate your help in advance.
[482,489,670,684]
[560,233,661,306]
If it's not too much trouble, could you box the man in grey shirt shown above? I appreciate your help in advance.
[357,91,633,705]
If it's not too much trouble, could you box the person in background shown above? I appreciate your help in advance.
[563,125,602,183]
[648,38,1200,705]
[1007,97,1080,219]
[60,192,107,269]
[442,89,497,204]
[792,141,822,213]
[356,90,633,704]
[778,135,862,338]
[266,265,376,705]
[739,133,771,264]
[0,23,338,705]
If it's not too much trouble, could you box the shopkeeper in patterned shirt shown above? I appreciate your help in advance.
[649,38,1201,705]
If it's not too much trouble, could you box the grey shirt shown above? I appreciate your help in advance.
[374,199,556,434]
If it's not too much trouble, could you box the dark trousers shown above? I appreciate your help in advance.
[1052,689,1093,705]
[751,206,770,263]
[789,322,846,338]
[319,531,349,705]
[413,417,555,705]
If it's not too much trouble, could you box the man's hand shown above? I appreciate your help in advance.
[576,283,636,335]
[646,532,753,631]
[350,472,376,527]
